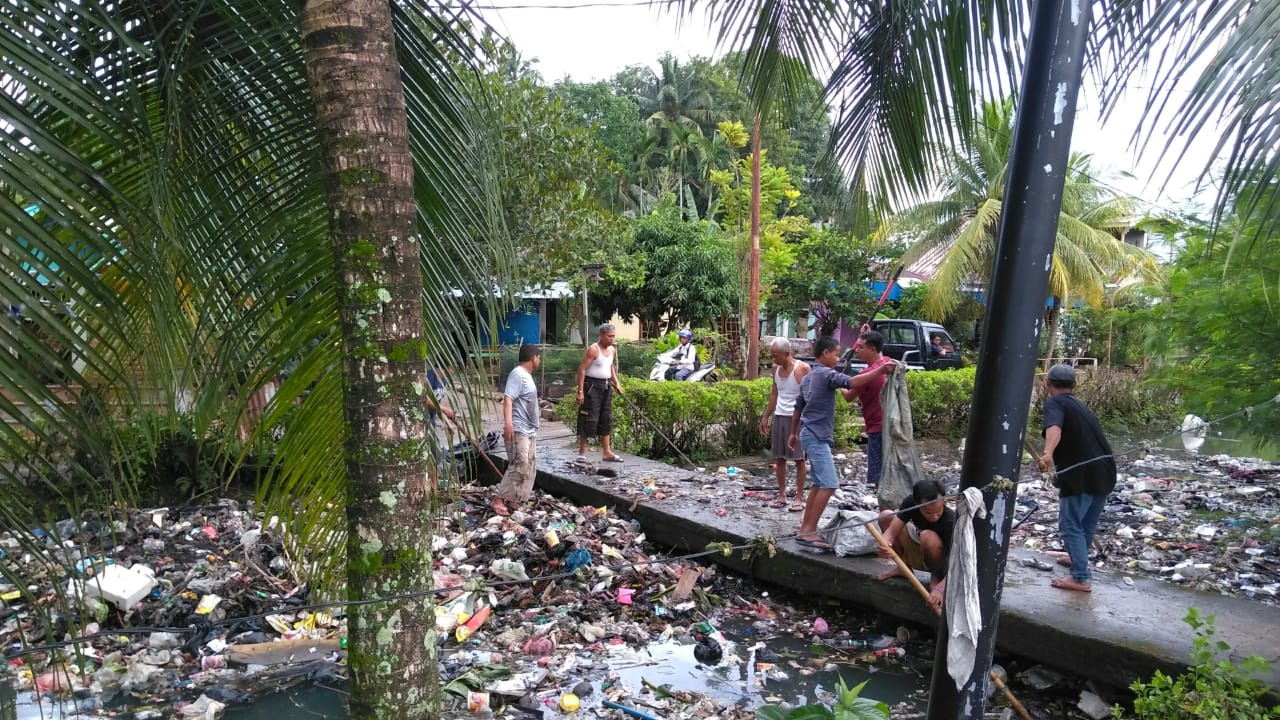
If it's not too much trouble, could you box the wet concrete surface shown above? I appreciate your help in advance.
[499,419,1280,697]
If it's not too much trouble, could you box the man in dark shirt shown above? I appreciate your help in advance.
[877,479,955,609]
[1040,363,1117,592]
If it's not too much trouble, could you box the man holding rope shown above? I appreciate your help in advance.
[1040,363,1117,592]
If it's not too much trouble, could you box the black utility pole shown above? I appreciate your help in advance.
[925,0,1091,716]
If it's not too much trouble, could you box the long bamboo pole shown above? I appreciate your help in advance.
[865,522,1034,720]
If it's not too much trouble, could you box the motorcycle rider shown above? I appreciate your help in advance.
[659,329,699,380]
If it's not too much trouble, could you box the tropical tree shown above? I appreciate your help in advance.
[473,57,631,288]
[770,230,887,336]
[553,79,647,206]
[890,100,1160,334]
[0,1,503,716]
[591,201,740,332]
[709,148,808,289]
[1145,182,1280,436]
[615,54,719,133]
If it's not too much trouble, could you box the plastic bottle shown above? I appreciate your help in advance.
[831,635,896,650]
[455,605,491,642]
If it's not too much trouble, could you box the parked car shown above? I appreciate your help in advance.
[796,319,963,374]
[838,319,963,373]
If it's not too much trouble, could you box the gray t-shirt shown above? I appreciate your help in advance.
[793,364,850,445]
[504,366,540,436]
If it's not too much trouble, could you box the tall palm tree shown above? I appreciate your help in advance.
[665,121,710,219]
[892,100,1160,322]
[0,1,504,715]
[683,0,1280,244]
[630,54,719,132]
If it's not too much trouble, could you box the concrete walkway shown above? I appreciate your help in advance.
[490,416,1280,697]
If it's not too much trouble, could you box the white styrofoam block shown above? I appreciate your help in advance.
[83,564,156,610]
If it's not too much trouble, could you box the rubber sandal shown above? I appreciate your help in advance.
[766,499,787,509]
[796,536,833,553]
[602,455,624,463]
[788,502,804,512]
[576,455,588,463]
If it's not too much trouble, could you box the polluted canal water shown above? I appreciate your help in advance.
[12,430,1277,719]
[0,485,1062,720]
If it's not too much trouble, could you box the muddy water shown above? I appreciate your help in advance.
[215,617,930,719]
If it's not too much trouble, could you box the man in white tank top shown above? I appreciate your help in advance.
[759,337,809,511]
[576,323,625,463]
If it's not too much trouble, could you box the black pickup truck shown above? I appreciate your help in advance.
[836,319,963,374]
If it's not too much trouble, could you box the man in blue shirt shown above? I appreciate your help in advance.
[788,336,896,551]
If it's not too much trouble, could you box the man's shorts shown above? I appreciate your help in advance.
[770,415,805,461]
[577,377,613,438]
[799,427,837,489]
[898,523,927,572]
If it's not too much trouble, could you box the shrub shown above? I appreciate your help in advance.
[615,340,658,379]
[905,367,976,438]
[557,377,774,459]
[1028,366,1181,435]
[555,368,980,459]
[1114,608,1280,719]
[498,342,659,384]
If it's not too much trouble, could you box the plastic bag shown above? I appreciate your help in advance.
[878,365,923,509]
[821,510,880,557]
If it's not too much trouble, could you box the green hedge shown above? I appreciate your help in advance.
[496,342,657,385]
[555,366,1181,461]
[555,368,979,460]
[907,366,977,438]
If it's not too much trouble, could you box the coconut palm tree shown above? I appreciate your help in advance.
[0,0,504,715]
[683,0,1280,242]
[891,100,1161,324]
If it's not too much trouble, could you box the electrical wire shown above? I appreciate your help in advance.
[887,392,1280,518]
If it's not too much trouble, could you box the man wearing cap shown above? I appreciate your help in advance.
[659,329,699,380]
[1040,363,1117,592]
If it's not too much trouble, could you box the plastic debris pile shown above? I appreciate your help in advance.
[820,445,1280,603]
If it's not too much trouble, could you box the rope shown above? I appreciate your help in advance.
[888,393,1280,518]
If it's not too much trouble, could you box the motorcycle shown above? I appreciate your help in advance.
[649,359,717,382]
[649,337,717,382]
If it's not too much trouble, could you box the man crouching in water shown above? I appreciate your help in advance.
[877,479,955,610]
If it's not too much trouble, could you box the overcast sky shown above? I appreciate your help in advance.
[479,1,1220,214]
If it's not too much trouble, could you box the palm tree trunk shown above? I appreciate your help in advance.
[1044,295,1063,367]
[299,2,439,718]
[745,114,762,379]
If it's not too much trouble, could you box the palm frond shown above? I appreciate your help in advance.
[1100,0,1280,243]
[0,0,504,607]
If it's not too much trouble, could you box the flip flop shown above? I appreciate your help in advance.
[795,536,833,553]
[602,455,625,463]
[788,502,804,512]
[766,499,787,509]
[576,455,588,463]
